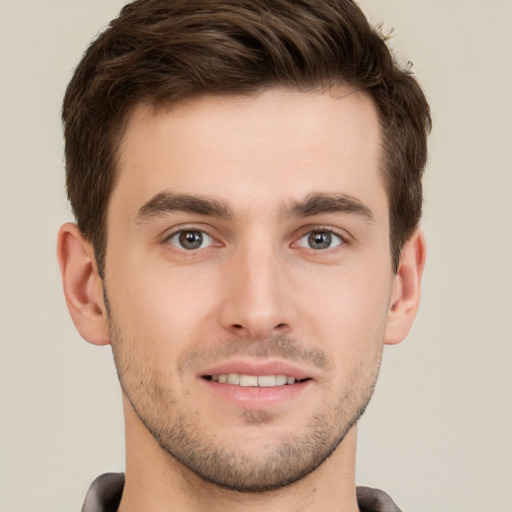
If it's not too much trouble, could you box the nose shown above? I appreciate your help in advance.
[220,241,296,340]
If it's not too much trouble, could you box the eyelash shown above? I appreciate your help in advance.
[161,225,349,254]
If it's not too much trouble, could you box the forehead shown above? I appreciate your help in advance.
[111,88,386,221]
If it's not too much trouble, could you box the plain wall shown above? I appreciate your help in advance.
[1,1,511,511]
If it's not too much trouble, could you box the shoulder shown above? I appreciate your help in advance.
[356,486,403,512]
[81,473,125,512]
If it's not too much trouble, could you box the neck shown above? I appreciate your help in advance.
[119,399,360,512]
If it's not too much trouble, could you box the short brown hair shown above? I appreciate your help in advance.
[62,0,431,274]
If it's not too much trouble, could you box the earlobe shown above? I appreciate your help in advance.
[57,223,110,346]
[384,228,426,345]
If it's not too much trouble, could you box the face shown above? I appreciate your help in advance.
[104,88,394,491]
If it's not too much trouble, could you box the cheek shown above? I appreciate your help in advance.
[106,261,222,363]
[296,262,392,357]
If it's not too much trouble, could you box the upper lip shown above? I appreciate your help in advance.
[199,359,315,381]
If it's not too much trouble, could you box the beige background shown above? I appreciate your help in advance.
[1,1,511,511]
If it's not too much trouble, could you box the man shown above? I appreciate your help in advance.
[57,0,430,510]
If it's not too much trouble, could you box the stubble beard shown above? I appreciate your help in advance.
[108,317,383,493]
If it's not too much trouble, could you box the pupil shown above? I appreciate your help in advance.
[180,231,202,249]
[309,232,331,249]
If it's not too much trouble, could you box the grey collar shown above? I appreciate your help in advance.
[82,473,402,512]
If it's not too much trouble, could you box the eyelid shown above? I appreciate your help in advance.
[161,222,214,239]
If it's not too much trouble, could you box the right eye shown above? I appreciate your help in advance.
[167,230,214,251]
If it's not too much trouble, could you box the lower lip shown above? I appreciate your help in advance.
[201,379,312,409]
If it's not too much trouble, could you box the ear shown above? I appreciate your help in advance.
[57,223,110,346]
[384,228,426,345]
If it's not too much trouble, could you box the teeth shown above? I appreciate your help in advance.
[211,373,300,387]
[239,375,258,387]
[275,375,287,385]
[227,373,240,385]
[258,375,277,387]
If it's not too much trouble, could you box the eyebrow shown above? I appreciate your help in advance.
[282,192,374,222]
[135,190,374,225]
[135,192,233,223]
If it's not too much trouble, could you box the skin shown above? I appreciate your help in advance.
[58,88,425,512]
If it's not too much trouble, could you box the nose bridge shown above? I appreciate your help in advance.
[221,231,294,338]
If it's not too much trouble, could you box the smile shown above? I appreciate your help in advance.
[204,374,309,387]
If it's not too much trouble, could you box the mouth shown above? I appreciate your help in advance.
[198,361,315,408]
[202,373,311,387]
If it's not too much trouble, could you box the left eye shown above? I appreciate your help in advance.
[167,230,214,250]
[298,230,343,250]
